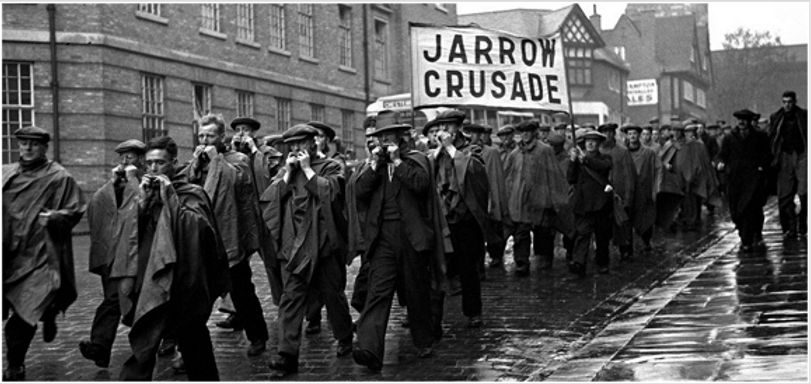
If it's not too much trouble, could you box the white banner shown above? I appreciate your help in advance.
[410,24,569,112]
[627,79,658,106]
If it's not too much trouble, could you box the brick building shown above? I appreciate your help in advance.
[2,3,457,203]
[599,3,713,125]
[459,4,630,127]
[710,44,807,122]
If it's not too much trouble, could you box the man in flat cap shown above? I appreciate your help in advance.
[179,113,269,360]
[537,124,552,143]
[260,124,353,376]
[567,130,613,276]
[504,120,572,275]
[3,126,86,380]
[682,123,721,229]
[429,111,490,328]
[80,139,146,369]
[640,126,659,153]
[119,136,227,381]
[623,125,662,251]
[768,90,808,238]
[349,123,448,371]
[718,109,773,250]
[464,122,510,281]
[495,125,516,165]
[597,123,637,262]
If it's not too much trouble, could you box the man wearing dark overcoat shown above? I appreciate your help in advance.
[768,90,808,238]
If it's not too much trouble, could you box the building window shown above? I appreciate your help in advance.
[201,4,220,32]
[341,109,355,146]
[683,80,694,103]
[702,54,708,72]
[138,3,161,17]
[374,19,389,79]
[236,91,254,117]
[608,71,621,93]
[276,98,291,131]
[237,4,255,42]
[298,4,315,58]
[310,103,325,122]
[142,74,165,141]
[269,4,287,50]
[339,5,353,67]
[696,88,706,108]
[566,47,592,85]
[690,46,696,63]
[192,84,211,121]
[672,77,680,109]
[2,63,34,164]
[613,46,626,61]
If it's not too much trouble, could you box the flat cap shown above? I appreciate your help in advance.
[496,125,515,136]
[706,124,721,130]
[483,125,494,134]
[369,123,412,137]
[515,120,540,132]
[621,124,643,133]
[684,124,699,131]
[553,123,568,131]
[670,122,685,131]
[574,128,591,142]
[733,109,758,120]
[282,124,319,143]
[597,123,617,132]
[114,139,147,154]
[423,110,465,136]
[230,117,261,131]
[264,134,284,146]
[307,121,336,141]
[547,132,565,146]
[463,123,487,133]
[14,126,51,143]
[581,130,607,141]
[538,124,552,131]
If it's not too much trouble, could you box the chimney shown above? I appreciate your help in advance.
[590,4,602,32]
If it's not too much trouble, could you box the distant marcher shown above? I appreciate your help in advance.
[718,109,773,250]
[598,124,637,261]
[623,125,662,250]
[768,90,808,238]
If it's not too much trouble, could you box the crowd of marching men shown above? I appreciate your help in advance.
[2,90,806,380]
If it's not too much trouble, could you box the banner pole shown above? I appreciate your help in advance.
[560,37,577,143]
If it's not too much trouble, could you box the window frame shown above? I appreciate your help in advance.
[2,62,35,164]
[236,90,255,118]
[565,46,593,86]
[141,73,166,141]
[341,109,355,148]
[201,4,220,33]
[237,4,256,43]
[683,80,694,103]
[276,98,292,131]
[338,5,353,68]
[310,103,325,122]
[298,4,315,59]
[269,4,287,51]
[138,3,161,16]
[373,18,389,80]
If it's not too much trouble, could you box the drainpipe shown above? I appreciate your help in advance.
[47,4,61,162]
[362,4,370,108]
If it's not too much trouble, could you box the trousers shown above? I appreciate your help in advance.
[88,264,121,360]
[513,223,554,266]
[356,220,434,362]
[777,151,808,233]
[572,204,612,269]
[447,217,483,318]
[229,255,269,342]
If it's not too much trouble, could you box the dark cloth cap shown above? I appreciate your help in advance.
[547,132,565,145]
[423,110,465,135]
[230,117,261,131]
[621,124,643,133]
[670,122,685,131]
[282,124,319,143]
[114,139,147,154]
[14,126,51,143]
[496,125,515,136]
[553,123,568,131]
[515,120,540,132]
[597,123,617,132]
[307,121,336,141]
[483,125,494,133]
[538,124,552,131]
[463,123,486,133]
[369,123,412,137]
[264,134,284,146]
[684,123,699,131]
[706,124,720,130]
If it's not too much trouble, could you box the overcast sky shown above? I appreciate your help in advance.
[456,2,810,51]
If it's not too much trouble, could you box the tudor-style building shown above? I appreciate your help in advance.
[599,4,713,125]
[459,4,629,127]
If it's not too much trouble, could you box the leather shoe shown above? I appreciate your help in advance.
[337,338,353,357]
[43,316,57,343]
[247,340,266,356]
[268,354,299,375]
[215,313,244,331]
[515,263,530,276]
[3,365,24,381]
[467,315,483,328]
[171,355,186,374]
[417,346,435,358]
[305,321,321,334]
[158,338,176,356]
[353,348,382,371]
[79,340,110,368]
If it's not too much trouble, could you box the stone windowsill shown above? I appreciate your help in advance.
[135,11,168,25]
[339,65,357,74]
[236,38,261,49]
[268,47,292,57]
[199,28,227,40]
[300,55,320,65]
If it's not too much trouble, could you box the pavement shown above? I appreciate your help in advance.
[3,200,806,381]
[545,203,808,381]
